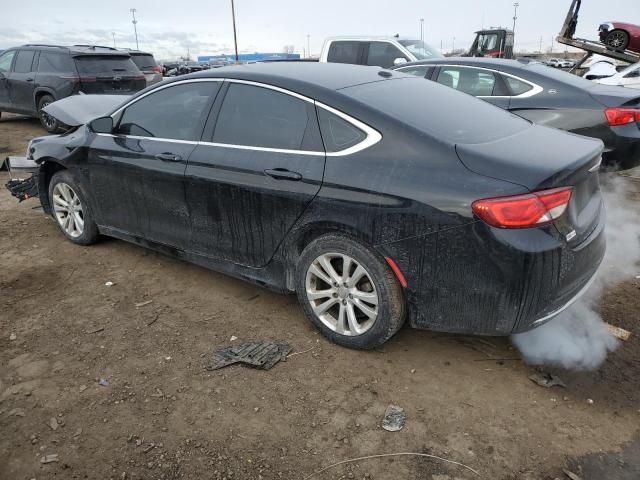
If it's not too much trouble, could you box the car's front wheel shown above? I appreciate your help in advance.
[49,170,99,245]
[605,29,630,51]
[295,234,405,349]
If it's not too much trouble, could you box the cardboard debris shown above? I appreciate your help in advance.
[605,323,631,341]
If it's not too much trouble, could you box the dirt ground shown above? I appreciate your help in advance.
[1,113,639,480]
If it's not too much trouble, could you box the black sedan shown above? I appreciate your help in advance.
[20,62,605,349]
[393,58,640,170]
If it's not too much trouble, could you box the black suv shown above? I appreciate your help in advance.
[0,44,146,132]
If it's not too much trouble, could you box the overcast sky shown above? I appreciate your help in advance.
[1,0,637,59]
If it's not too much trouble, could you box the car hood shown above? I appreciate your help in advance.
[42,94,129,126]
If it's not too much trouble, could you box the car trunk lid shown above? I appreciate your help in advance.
[587,83,640,108]
[456,124,604,244]
[73,55,146,94]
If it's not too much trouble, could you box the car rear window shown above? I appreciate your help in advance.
[131,54,156,70]
[74,56,139,76]
[524,63,594,89]
[343,77,530,145]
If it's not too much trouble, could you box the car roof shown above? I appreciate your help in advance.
[398,57,528,70]
[181,61,396,93]
[323,36,416,42]
[17,44,131,56]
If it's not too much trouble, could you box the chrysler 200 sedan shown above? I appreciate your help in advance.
[21,62,605,349]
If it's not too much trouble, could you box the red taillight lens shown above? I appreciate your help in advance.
[472,187,573,229]
[605,108,640,126]
[152,65,162,74]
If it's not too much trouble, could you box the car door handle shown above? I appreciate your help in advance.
[264,168,303,181]
[155,153,183,162]
[26,78,34,82]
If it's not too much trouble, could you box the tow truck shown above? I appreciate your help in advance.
[557,0,640,71]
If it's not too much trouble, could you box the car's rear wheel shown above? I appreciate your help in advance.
[605,30,630,51]
[295,233,405,349]
[49,170,99,245]
[38,94,61,133]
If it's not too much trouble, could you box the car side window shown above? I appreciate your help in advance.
[624,68,640,78]
[504,76,534,96]
[37,52,74,73]
[117,82,219,141]
[213,83,312,150]
[397,65,434,78]
[436,67,497,96]
[13,50,35,73]
[327,41,361,64]
[366,42,407,68]
[317,108,367,153]
[0,51,16,73]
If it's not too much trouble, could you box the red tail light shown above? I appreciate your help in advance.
[472,187,573,229]
[605,108,640,126]
[152,65,162,74]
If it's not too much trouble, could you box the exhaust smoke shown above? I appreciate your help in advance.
[512,174,640,370]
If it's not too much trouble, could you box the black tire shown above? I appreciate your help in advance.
[295,233,406,349]
[605,29,630,51]
[48,170,99,245]
[38,94,61,133]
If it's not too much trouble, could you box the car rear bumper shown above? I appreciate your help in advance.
[602,123,640,170]
[379,208,606,336]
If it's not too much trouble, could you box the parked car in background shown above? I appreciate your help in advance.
[161,62,179,76]
[127,50,162,86]
[596,62,640,90]
[320,36,442,68]
[21,63,605,349]
[0,44,145,132]
[546,58,572,68]
[599,22,640,53]
[584,60,619,80]
[392,58,640,170]
[177,62,207,75]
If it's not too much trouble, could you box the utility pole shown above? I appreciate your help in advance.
[539,36,543,53]
[230,0,239,63]
[112,32,116,48]
[420,18,424,43]
[130,8,139,50]
[512,2,519,47]
[307,34,310,58]
[452,36,456,53]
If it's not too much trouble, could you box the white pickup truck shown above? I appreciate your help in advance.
[319,36,442,69]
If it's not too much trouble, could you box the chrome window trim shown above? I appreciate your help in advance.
[107,77,382,157]
[428,64,544,99]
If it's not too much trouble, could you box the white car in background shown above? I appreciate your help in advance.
[596,62,640,89]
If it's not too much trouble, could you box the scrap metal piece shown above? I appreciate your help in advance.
[529,372,567,388]
[5,174,39,202]
[206,341,290,371]
[382,404,406,432]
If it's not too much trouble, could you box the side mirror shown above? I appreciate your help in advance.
[393,57,408,66]
[89,116,113,134]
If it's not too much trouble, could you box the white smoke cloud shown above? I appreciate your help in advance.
[512,173,640,370]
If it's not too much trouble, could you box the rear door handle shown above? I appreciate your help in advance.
[264,168,303,181]
[155,153,183,162]
[26,78,34,82]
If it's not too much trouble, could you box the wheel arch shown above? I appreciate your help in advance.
[33,88,56,111]
[38,159,66,214]
[280,221,377,291]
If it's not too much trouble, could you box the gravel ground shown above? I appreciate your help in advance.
[1,113,639,480]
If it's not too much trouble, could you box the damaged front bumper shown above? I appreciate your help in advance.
[3,156,39,202]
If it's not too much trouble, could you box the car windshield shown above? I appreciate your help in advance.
[74,55,139,75]
[398,40,442,60]
[524,63,595,89]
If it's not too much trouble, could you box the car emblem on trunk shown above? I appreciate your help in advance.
[113,76,122,81]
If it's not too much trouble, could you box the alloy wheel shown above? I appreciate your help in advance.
[607,31,627,49]
[52,182,84,238]
[305,253,379,336]
[40,101,56,130]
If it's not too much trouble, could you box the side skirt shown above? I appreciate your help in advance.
[98,226,290,294]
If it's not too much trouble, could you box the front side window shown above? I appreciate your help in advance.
[504,76,534,96]
[118,82,219,141]
[37,52,74,73]
[14,50,35,73]
[397,65,434,78]
[436,67,497,96]
[478,34,499,52]
[0,50,16,73]
[213,83,311,150]
[366,42,407,68]
[398,40,442,60]
[327,41,361,64]
[317,108,367,153]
